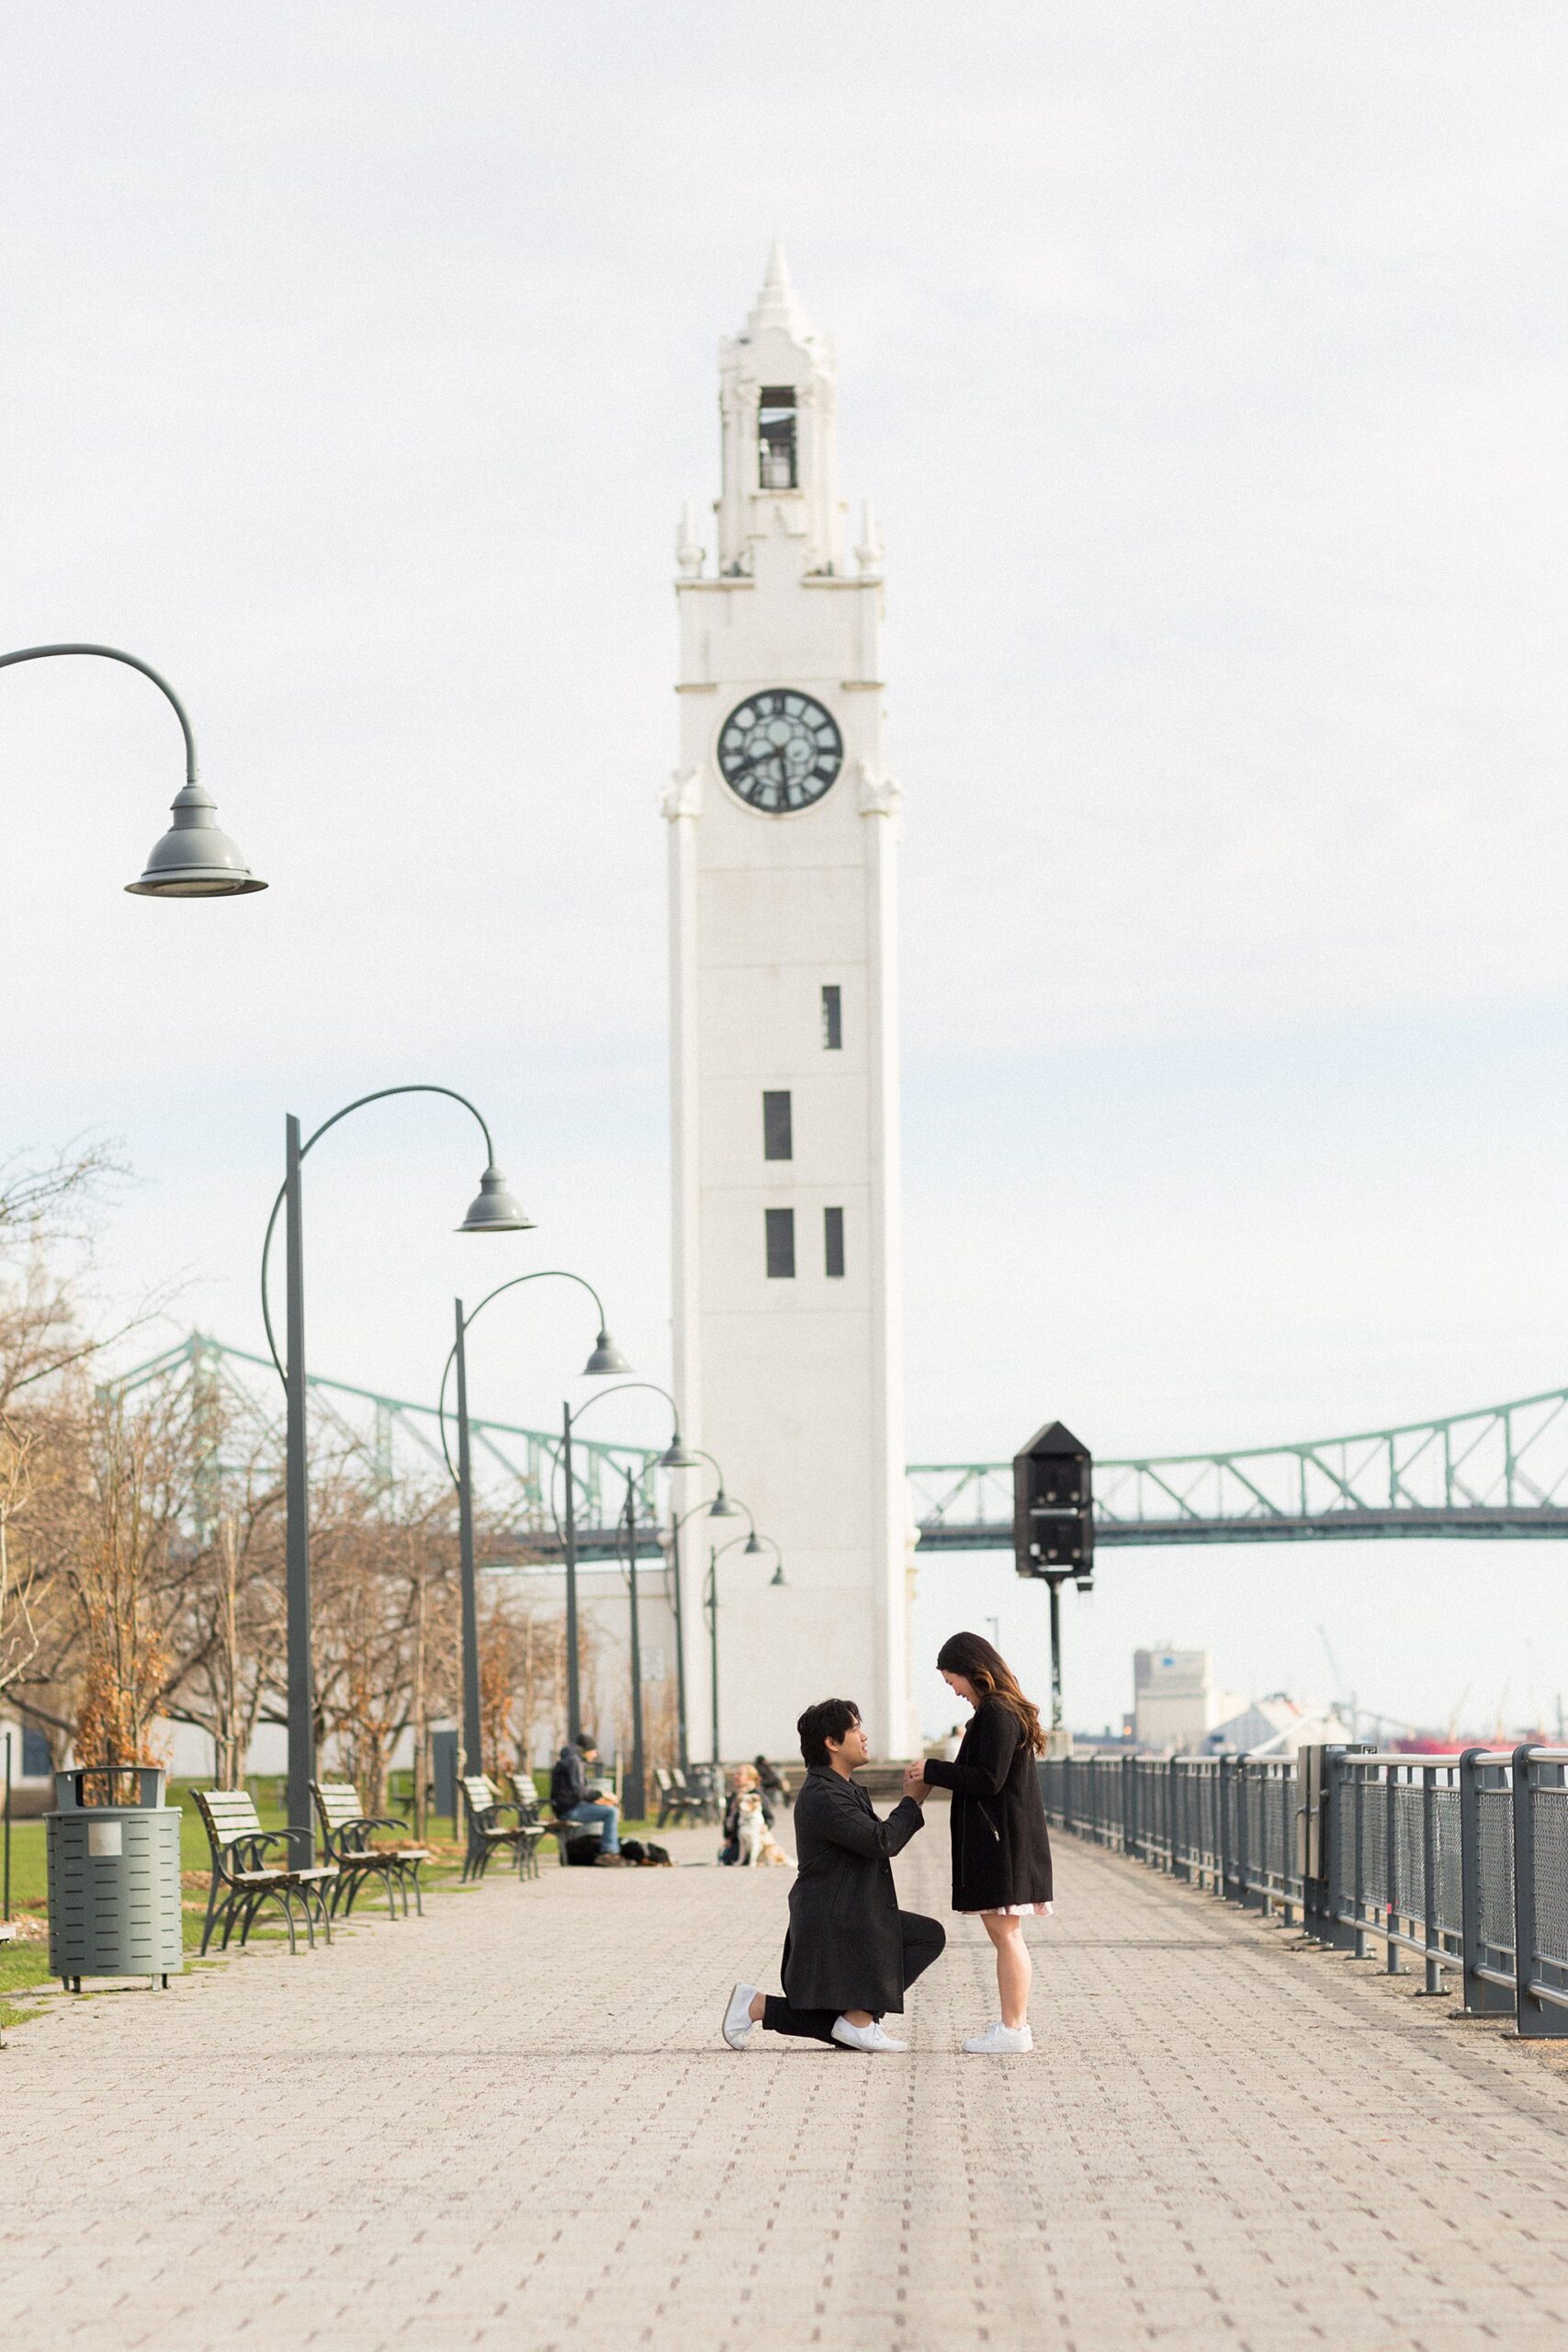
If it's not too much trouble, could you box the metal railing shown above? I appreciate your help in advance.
[1041,1744,1568,2038]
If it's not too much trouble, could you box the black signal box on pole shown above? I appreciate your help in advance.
[1013,1419,1093,1751]
[1013,1420,1093,1589]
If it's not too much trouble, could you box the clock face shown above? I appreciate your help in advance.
[717,690,843,813]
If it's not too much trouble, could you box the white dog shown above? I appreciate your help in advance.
[735,1788,794,1868]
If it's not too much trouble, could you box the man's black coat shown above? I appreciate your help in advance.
[780,1766,926,2015]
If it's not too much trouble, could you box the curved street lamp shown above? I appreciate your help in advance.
[0,641,265,895]
[663,1477,750,1766]
[434,1270,630,1775]
[260,1084,531,1862]
[705,1528,785,1770]
[555,1379,704,1770]
[682,1448,743,1519]
[610,1462,747,1823]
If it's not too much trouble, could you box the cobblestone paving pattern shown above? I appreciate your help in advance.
[6,1815,1568,2350]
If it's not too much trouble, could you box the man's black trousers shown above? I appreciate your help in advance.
[761,1910,946,2043]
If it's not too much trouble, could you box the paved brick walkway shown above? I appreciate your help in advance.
[7,1813,1568,2349]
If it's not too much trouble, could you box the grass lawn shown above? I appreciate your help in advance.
[2,1770,666,2030]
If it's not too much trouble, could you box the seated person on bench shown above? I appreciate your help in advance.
[551,1733,621,1855]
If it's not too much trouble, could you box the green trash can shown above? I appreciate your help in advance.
[47,1766,183,1992]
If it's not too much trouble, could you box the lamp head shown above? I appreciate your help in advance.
[743,1531,765,1555]
[769,1560,786,1588]
[707,1487,743,1519]
[457,1165,534,1234]
[659,1432,699,1471]
[125,779,267,898]
[583,1329,632,1377]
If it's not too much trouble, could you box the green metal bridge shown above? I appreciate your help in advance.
[109,1335,1568,1555]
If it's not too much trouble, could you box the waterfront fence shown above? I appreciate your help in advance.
[1040,1745,1568,2038]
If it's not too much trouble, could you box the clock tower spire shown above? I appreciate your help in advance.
[716,241,843,581]
[665,252,911,1763]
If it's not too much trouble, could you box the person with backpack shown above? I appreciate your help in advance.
[550,1733,622,1860]
[908,1631,1053,2055]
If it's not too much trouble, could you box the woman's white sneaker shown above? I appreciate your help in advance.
[831,2017,908,2052]
[963,2021,1033,2054]
[722,1982,759,2049]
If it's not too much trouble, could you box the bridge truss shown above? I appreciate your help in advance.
[108,1334,665,1561]
[910,1382,1568,1549]
[107,1338,1568,1555]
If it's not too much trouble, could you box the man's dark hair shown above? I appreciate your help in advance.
[797,1698,862,1770]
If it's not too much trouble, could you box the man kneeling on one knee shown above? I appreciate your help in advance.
[723,1697,944,2053]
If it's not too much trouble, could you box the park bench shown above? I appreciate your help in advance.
[311,1779,431,1918]
[507,1770,600,1870]
[193,1788,338,1955]
[653,1766,705,1828]
[459,1774,540,1883]
[678,1763,721,1825]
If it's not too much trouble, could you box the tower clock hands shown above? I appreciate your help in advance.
[717,691,842,811]
[726,746,784,790]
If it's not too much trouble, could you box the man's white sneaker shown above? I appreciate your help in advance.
[831,2017,908,2052]
[722,1982,759,2050]
[963,2020,1034,2054]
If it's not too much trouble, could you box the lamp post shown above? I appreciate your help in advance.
[619,1468,647,1823]
[705,1529,784,1770]
[553,1380,697,1754]
[0,641,265,895]
[435,1272,630,1776]
[664,1474,744,1771]
[261,1085,531,1864]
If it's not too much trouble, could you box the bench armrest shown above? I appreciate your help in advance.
[209,1827,289,1879]
[329,1813,409,1846]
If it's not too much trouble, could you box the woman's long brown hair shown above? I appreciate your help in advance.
[936,1631,1046,1756]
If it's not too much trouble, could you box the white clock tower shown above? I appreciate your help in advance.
[664,246,912,1761]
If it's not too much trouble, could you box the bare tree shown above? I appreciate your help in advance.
[52,1381,199,1778]
[168,1492,287,1789]
[0,1415,45,1705]
[0,1140,150,1409]
[312,1465,462,1815]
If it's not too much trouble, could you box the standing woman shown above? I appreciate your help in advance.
[908,1631,1052,2054]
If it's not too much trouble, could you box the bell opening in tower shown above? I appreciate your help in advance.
[758,386,797,489]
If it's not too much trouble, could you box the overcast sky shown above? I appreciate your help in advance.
[4,6,1567,1737]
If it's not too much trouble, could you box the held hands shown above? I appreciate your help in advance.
[903,1761,930,1804]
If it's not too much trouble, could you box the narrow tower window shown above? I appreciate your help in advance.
[824,1207,845,1279]
[762,1090,793,1161]
[758,386,798,489]
[765,1207,795,1279]
[821,985,842,1050]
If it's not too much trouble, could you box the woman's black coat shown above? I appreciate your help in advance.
[780,1766,926,2015]
[921,1701,1053,1912]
